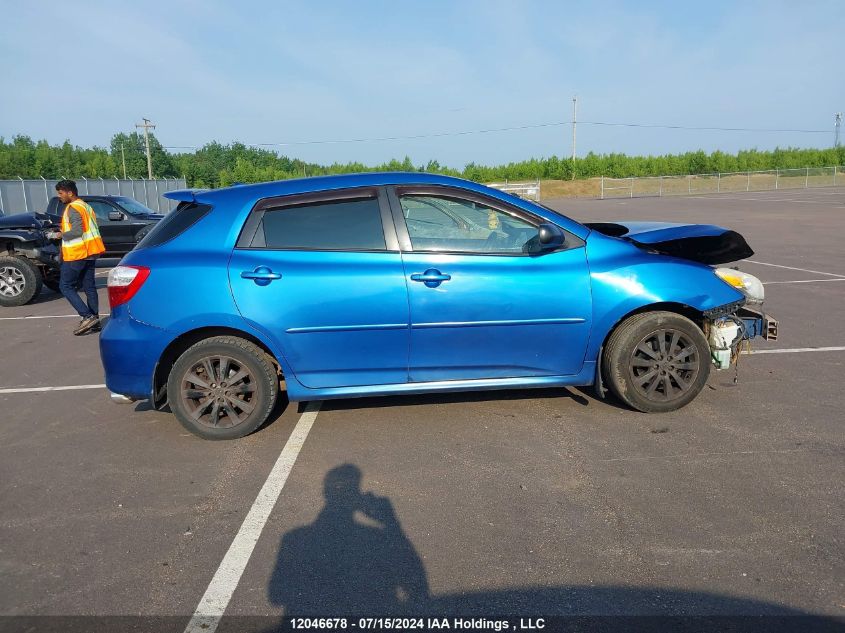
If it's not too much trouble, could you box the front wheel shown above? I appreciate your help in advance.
[42,268,61,293]
[0,256,42,307]
[167,336,279,440]
[602,311,711,413]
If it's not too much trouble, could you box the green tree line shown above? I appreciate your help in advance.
[1,133,843,187]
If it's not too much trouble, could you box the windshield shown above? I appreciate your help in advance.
[529,199,583,224]
[113,197,157,215]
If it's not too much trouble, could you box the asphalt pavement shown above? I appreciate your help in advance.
[1,188,843,631]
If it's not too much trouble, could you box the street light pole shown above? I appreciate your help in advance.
[120,143,127,179]
[135,118,156,179]
[571,96,577,180]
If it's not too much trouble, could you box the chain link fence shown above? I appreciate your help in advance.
[486,179,542,201]
[0,177,187,216]
[600,166,842,199]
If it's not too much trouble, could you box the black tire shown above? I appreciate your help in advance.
[167,336,279,440]
[602,311,710,413]
[42,268,61,293]
[0,256,42,307]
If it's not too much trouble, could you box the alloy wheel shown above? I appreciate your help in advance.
[180,355,257,429]
[629,328,701,402]
[0,267,26,298]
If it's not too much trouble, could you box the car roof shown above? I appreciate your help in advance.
[189,172,514,207]
[51,195,126,201]
[164,172,589,239]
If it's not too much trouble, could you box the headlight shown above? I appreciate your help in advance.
[714,267,764,304]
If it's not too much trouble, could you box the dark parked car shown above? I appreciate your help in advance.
[0,196,163,307]
[43,195,164,256]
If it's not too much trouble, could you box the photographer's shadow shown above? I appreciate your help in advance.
[268,464,429,615]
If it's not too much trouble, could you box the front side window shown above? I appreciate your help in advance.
[400,194,537,254]
[255,197,386,251]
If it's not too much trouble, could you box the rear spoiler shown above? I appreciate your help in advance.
[162,189,208,203]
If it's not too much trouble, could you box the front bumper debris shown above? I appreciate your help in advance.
[737,306,778,341]
[707,304,778,371]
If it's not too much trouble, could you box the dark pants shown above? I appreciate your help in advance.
[60,257,98,318]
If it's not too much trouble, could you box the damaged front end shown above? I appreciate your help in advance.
[705,304,779,370]
[587,220,778,371]
[701,263,778,371]
[585,221,754,265]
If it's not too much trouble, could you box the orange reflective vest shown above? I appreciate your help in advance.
[61,199,106,262]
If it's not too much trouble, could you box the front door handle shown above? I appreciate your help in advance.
[241,266,282,286]
[410,268,451,288]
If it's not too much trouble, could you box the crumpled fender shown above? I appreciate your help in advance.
[584,232,745,360]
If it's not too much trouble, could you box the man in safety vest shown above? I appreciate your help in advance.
[54,180,106,335]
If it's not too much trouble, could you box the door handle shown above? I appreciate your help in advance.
[410,269,451,288]
[241,266,282,286]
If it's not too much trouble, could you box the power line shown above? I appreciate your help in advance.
[251,121,569,147]
[580,121,832,133]
[161,122,564,149]
[160,119,833,151]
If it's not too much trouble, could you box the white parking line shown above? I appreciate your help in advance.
[0,313,109,321]
[0,384,106,394]
[763,278,845,285]
[750,346,845,355]
[184,401,322,633]
[744,260,845,278]
[753,190,845,196]
[684,195,845,206]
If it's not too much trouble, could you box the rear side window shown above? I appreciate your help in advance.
[135,202,212,249]
[253,198,386,251]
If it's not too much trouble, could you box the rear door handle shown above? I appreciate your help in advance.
[241,266,282,286]
[410,269,451,288]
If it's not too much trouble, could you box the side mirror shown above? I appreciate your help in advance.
[108,211,125,221]
[537,223,565,249]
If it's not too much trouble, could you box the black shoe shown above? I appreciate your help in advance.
[73,316,100,336]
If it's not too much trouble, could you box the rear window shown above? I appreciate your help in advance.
[253,198,386,251]
[135,202,211,249]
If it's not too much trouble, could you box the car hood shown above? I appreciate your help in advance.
[0,212,60,230]
[585,221,753,265]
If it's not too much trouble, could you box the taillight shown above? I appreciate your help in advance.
[108,265,150,308]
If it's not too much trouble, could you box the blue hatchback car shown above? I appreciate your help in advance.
[100,173,777,439]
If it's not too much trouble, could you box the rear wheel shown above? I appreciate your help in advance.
[0,256,42,307]
[602,311,710,413]
[167,336,279,440]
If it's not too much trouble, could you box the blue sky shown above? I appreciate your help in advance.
[2,0,842,167]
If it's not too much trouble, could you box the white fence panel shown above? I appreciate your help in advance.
[0,178,186,215]
[486,179,541,201]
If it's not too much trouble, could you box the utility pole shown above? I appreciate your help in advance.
[120,143,127,179]
[836,113,842,148]
[135,118,156,179]
[571,96,577,180]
